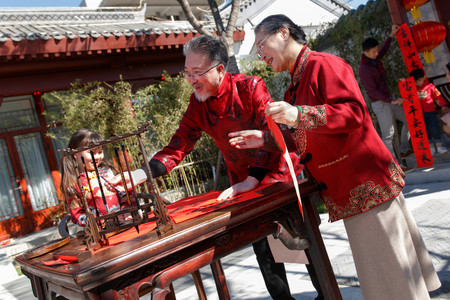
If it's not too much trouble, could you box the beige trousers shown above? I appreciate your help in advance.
[343,193,441,300]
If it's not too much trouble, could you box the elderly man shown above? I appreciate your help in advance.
[122,34,318,300]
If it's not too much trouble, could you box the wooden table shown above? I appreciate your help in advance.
[16,180,342,300]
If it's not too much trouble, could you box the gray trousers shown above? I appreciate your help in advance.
[344,193,441,300]
[371,100,410,159]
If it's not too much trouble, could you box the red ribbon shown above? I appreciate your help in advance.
[267,115,303,218]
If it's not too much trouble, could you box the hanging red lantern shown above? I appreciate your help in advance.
[402,0,428,20]
[410,21,447,63]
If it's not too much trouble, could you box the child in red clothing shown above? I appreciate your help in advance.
[410,68,449,154]
[60,129,129,226]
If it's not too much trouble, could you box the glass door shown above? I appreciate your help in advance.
[0,139,24,221]
[0,95,59,237]
[14,133,58,211]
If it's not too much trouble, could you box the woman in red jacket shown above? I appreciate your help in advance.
[228,14,440,300]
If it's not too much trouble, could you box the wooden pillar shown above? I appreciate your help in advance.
[386,0,408,25]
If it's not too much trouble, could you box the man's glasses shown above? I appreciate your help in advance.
[256,32,274,61]
[183,63,220,80]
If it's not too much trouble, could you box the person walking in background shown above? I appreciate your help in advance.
[409,68,449,154]
[358,26,413,169]
[228,14,440,300]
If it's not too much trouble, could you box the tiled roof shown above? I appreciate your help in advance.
[0,6,214,43]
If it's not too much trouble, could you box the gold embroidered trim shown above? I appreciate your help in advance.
[293,105,327,156]
[292,46,312,86]
[293,127,306,156]
[322,160,405,222]
[298,105,327,130]
[318,154,349,169]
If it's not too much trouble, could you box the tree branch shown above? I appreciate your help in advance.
[176,0,214,36]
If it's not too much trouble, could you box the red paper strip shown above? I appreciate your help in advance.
[266,115,303,218]
[396,23,424,74]
[41,258,73,266]
[267,115,287,153]
[398,78,433,168]
[396,23,432,167]
[91,184,277,252]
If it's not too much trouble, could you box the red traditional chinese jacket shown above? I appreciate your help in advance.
[153,73,301,185]
[287,46,405,222]
[68,167,126,226]
[416,82,448,113]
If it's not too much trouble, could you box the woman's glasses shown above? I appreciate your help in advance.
[256,32,274,61]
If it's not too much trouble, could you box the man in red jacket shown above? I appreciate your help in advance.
[358,25,412,169]
[120,35,319,300]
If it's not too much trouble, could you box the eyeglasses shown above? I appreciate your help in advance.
[256,32,274,61]
[183,63,220,80]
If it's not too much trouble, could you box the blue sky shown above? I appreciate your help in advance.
[0,0,369,9]
[0,0,82,7]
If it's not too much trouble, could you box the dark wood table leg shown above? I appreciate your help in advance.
[191,270,207,300]
[303,192,343,300]
[210,260,231,300]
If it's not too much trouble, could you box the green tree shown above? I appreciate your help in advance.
[43,80,139,158]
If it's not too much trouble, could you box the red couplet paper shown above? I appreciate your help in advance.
[398,78,433,168]
[396,23,424,74]
[87,184,276,253]
[396,23,433,167]
[266,115,303,219]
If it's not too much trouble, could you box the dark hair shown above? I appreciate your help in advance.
[446,62,450,72]
[183,35,229,69]
[409,68,425,81]
[362,38,379,51]
[254,14,306,45]
[60,129,105,198]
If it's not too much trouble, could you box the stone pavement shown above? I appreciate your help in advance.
[0,157,449,299]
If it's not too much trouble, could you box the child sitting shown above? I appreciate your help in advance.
[410,68,449,154]
[60,129,129,226]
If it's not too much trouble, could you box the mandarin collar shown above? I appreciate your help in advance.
[215,72,230,100]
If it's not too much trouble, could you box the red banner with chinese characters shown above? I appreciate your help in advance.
[396,23,424,74]
[398,77,433,168]
[396,23,432,167]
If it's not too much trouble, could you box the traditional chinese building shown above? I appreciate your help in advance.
[0,5,244,239]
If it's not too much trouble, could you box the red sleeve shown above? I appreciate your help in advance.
[431,85,448,107]
[152,99,202,173]
[67,192,87,227]
[300,56,367,134]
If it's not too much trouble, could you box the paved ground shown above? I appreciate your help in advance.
[1,153,449,299]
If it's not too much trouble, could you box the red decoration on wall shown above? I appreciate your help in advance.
[402,0,428,20]
[410,21,447,63]
[396,24,424,73]
[398,78,433,168]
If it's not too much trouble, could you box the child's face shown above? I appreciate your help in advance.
[75,147,104,172]
[415,77,425,87]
